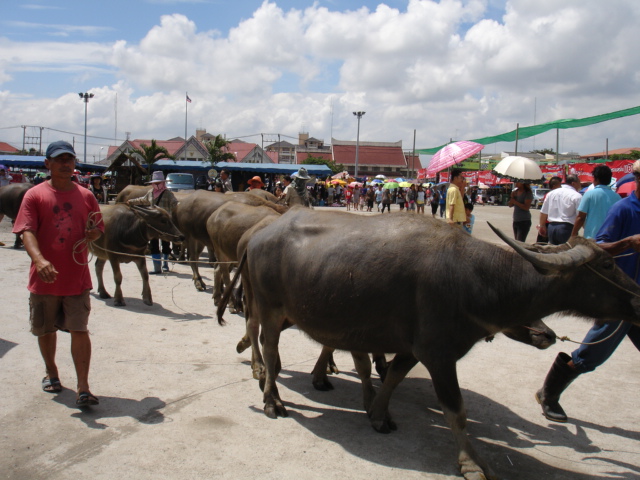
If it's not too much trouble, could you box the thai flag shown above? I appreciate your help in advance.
[186,94,192,103]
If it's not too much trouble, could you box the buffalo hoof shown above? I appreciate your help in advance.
[264,400,288,419]
[370,415,397,434]
[195,281,206,292]
[143,298,153,306]
[236,336,251,354]
[113,299,127,307]
[229,306,237,314]
[99,291,112,300]
[312,378,334,391]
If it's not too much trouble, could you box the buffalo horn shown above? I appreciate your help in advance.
[487,222,597,271]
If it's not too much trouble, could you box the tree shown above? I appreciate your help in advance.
[610,150,640,161]
[302,155,345,175]
[130,139,174,166]
[530,148,556,155]
[205,134,236,165]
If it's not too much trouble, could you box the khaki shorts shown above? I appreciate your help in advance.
[29,290,91,336]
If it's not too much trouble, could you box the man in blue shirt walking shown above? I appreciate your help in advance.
[571,165,621,239]
[536,161,640,423]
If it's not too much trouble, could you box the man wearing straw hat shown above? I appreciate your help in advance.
[127,170,178,274]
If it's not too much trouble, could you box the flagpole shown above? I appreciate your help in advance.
[184,92,188,161]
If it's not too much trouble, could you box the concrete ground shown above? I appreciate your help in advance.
[1,203,639,480]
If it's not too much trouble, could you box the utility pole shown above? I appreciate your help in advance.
[79,92,95,163]
[353,111,365,177]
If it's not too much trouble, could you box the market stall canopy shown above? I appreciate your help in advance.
[213,162,332,176]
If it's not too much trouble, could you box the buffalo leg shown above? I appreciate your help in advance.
[95,258,111,300]
[261,313,287,419]
[134,256,153,306]
[189,239,207,291]
[311,346,338,391]
[109,259,126,307]
[351,351,377,412]
[418,351,496,480]
[367,352,418,433]
[372,353,389,382]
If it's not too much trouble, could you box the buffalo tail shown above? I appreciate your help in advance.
[217,250,247,326]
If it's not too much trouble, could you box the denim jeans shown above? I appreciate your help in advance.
[571,321,640,373]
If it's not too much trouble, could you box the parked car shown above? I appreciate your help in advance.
[165,172,195,191]
[532,188,549,209]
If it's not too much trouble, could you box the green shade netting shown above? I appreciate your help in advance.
[417,106,640,155]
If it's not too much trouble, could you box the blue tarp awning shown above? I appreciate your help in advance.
[0,155,106,171]
[213,162,332,176]
[151,160,211,172]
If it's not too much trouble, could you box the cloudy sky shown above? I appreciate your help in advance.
[1,0,640,164]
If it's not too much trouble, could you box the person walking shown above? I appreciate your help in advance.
[535,160,640,423]
[416,185,426,214]
[538,175,582,245]
[446,169,467,226]
[509,181,533,242]
[430,187,440,217]
[571,166,621,239]
[406,184,417,212]
[396,188,406,211]
[12,140,104,407]
[438,185,447,217]
[219,169,233,192]
[380,186,391,213]
[127,170,178,273]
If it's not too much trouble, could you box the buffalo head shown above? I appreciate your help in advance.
[130,205,185,243]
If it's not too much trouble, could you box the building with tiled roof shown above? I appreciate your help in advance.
[0,142,19,154]
[331,139,411,177]
[580,147,640,160]
[265,140,296,164]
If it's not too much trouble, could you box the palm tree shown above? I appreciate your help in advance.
[205,134,236,165]
[130,139,175,167]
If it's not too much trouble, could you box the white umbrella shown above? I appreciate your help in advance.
[375,174,387,179]
[491,156,543,182]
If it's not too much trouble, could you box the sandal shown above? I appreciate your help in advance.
[76,391,99,407]
[42,377,62,393]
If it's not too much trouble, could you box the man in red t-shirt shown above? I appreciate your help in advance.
[13,140,104,407]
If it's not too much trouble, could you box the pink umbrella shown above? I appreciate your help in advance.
[426,141,485,176]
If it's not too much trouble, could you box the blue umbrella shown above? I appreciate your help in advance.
[371,179,384,184]
[616,172,634,188]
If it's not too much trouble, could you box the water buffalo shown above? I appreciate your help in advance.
[207,202,281,310]
[89,204,184,306]
[0,183,34,248]
[173,190,288,291]
[115,185,150,203]
[243,189,280,203]
[221,208,640,480]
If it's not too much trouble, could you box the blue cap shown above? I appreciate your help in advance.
[45,141,76,159]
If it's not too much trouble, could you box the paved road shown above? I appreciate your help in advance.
[1,204,639,480]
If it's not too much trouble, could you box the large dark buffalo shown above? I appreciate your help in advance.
[220,208,640,480]
[173,190,287,291]
[0,183,34,248]
[89,204,184,306]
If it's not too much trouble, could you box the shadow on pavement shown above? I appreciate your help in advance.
[272,367,635,480]
[51,388,167,430]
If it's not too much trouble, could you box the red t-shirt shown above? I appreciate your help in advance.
[13,182,103,296]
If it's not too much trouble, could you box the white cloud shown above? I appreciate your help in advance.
[2,0,640,159]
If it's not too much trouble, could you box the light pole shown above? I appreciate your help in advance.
[79,92,94,163]
[353,111,365,178]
